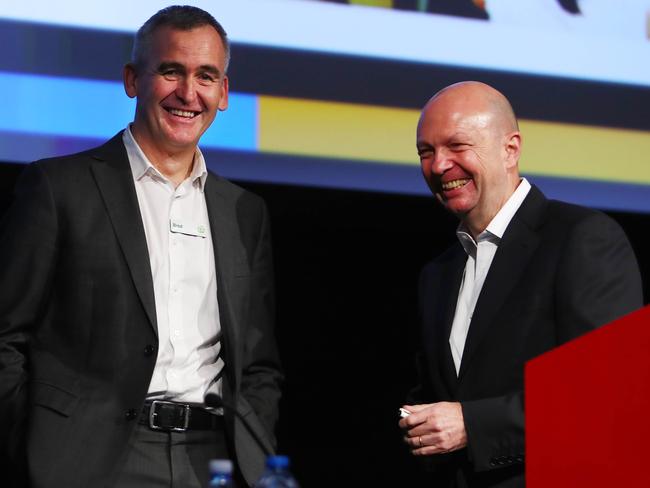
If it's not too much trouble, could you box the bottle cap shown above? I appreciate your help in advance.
[210,459,233,474]
[266,455,290,469]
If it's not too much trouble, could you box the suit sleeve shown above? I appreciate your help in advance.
[554,212,643,340]
[0,163,59,480]
[462,211,643,472]
[239,199,283,445]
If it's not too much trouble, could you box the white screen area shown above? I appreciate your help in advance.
[2,0,650,87]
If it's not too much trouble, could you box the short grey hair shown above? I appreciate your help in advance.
[131,5,230,73]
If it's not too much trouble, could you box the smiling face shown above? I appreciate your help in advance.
[416,82,521,236]
[123,24,229,162]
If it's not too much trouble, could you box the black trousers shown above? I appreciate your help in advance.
[113,423,231,488]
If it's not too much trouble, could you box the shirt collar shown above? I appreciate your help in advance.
[122,125,208,191]
[485,177,531,239]
[455,177,531,253]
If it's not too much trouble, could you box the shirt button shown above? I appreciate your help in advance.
[125,409,138,421]
[143,345,155,356]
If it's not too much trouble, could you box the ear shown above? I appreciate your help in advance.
[504,131,522,170]
[123,63,138,99]
[218,75,229,111]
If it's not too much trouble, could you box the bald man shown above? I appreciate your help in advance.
[399,82,642,488]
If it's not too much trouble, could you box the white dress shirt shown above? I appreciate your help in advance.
[449,178,532,374]
[123,127,223,404]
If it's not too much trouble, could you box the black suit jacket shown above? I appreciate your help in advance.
[0,133,282,487]
[410,185,643,487]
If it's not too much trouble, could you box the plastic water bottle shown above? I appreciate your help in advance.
[208,459,234,487]
[254,455,300,488]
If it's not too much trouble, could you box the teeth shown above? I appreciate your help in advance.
[442,179,470,190]
[168,108,197,118]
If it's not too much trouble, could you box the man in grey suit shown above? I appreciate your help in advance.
[0,6,281,487]
[399,81,643,487]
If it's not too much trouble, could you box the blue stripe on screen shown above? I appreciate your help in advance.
[1,71,256,151]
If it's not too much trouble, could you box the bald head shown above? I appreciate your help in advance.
[416,81,523,237]
[423,81,519,135]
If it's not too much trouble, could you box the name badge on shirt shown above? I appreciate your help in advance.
[170,218,207,238]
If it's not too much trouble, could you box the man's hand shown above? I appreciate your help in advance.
[399,402,467,456]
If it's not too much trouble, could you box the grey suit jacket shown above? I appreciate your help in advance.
[409,185,643,488]
[0,133,282,487]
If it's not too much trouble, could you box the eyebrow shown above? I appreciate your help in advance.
[156,62,184,73]
[157,62,222,78]
[197,64,222,77]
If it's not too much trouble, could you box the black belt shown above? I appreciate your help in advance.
[140,400,224,432]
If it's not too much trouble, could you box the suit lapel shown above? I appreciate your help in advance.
[435,246,467,394]
[92,139,241,389]
[204,174,239,390]
[420,243,467,398]
[457,186,547,380]
[89,133,158,335]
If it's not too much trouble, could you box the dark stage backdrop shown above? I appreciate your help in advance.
[1,162,648,486]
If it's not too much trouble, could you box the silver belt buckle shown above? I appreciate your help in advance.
[148,400,190,432]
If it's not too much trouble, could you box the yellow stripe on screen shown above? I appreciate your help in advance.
[258,95,650,184]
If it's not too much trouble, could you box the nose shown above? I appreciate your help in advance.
[175,77,197,105]
[431,149,453,175]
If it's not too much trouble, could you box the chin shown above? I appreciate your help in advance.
[164,133,201,148]
[444,200,475,217]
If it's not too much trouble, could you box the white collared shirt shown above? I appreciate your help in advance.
[449,178,531,374]
[123,127,223,404]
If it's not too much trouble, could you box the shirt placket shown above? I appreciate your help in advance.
[167,184,187,394]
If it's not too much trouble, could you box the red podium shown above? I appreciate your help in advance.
[526,305,650,487]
